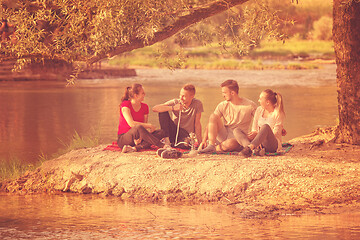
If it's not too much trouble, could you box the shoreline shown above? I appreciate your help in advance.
[1,127,360,218]
[108,58,335,71]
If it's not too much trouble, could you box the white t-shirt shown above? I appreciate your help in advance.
[252,106,285,151]
[214,98,257,133]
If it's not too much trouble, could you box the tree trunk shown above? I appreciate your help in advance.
[333,0,360,144]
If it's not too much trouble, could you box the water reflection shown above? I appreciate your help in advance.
[0,194,359,239]
[0,66,337,163]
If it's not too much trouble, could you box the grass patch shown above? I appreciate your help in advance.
[250,39,334,59]
[108,38,334,70]
[0,131,100,181]
[44,131,100,161]
[0,156,41,181]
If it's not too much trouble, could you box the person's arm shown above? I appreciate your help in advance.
[248,107,260,141]
[122,107,156,132]
[152,99,182,112]
[152,103,173,112]
[198,126,208,150]
[272,113,285,138]
[194,112,202,143]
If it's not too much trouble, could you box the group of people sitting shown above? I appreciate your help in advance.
[116,79,285,157]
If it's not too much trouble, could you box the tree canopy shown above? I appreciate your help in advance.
[1,0,289,72]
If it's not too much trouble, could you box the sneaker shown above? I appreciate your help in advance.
[240,146,252,158]
[253,148,265,156]
[156,148,167,157]
[122,145,136,153]
[198,144,216,154]
[161,149,183,159]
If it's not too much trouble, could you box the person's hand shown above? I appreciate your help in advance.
[134,137,142,145]
[198,141,207,151]
[247,131,257,141]
[148,124,156,133]
[282,128,287,136]
[173,103,183,111]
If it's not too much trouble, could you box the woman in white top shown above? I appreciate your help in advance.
[240,89,285,157]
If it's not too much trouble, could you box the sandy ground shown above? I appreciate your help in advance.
[1,127,360,218]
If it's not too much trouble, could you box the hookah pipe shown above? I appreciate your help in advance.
[173,101,197,156]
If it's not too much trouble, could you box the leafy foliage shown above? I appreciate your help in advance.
[312,16,333,40]
[1,0,290,74]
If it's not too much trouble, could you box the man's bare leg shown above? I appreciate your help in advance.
[198,113,223,153]
[216,138,242,152]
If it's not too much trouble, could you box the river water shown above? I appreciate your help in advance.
[1,194,360,239]
[0,64,338,164]
[2,64,358,239]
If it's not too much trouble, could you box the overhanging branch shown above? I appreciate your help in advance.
[87,0,249,64]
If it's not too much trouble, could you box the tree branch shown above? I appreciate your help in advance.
[87,0,250,64]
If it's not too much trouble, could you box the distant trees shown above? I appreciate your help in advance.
[312,16,333,40]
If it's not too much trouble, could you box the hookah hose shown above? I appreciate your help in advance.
[174,105,182,147]
[174,103,197,154]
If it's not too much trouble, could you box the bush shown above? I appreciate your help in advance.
[312,16,333,40]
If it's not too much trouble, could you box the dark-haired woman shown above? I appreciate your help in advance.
[240,89,286,157]
[117,83,165,153]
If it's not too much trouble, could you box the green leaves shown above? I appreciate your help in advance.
[1,0,289,73]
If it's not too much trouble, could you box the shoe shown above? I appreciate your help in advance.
[253,148,265,156]
[161,149,183,159]
[240,146,252,158]
[156,148,167,157]
[198,144,216,154]
[122,145,136,153]
[174,142,191,150]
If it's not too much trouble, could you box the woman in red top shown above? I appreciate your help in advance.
[117,83,165,152]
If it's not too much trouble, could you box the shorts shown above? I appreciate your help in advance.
[216,126,235,144]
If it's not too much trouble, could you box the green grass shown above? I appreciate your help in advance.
[0,131,100,181]
[108,38,334,70]
[251,39,335,59]
[0,156,40,181]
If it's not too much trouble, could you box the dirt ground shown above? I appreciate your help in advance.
[1,127,360,218]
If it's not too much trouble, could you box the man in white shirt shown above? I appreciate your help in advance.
[199,79,257,153]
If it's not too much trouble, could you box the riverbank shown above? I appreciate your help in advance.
[108,39,335,70]
[1,127,360,218]
[0,59,136,81]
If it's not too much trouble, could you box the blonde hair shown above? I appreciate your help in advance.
[263,89,285,118]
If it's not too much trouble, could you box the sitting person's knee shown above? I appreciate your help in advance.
[259,124,271,131]
[217,139,240,152]
[233,127,246,136]
[133,124,146,132]
[209,113,219,122]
